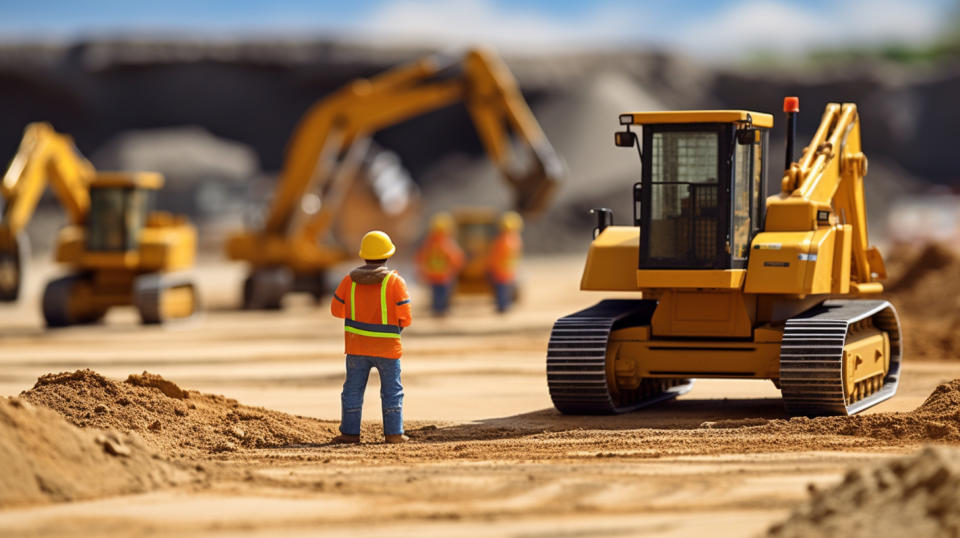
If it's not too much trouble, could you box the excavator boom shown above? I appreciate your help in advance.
[262,48,561,237]
[0,123,95,301]
[228,47,563,309]
[1,123,93,244]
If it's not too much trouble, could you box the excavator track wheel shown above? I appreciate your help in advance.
[0,232,29,302]
[134,273,200,325]
[42,274,106,328]
[242,267,293,310]
[780,299,901,416]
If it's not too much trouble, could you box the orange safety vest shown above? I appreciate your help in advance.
[488,231,522,283]
[331,271,412,360]
[416,232,465,284]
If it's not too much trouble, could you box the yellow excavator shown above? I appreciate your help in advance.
[0,122,200,327]
[547,98,901,416]
[226,47,562,309]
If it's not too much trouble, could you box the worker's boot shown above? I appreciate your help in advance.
[331,433,361,444]
[385,434,409,444]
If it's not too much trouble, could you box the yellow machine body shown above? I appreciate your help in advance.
[548,104,901,417]
[448,207,526,297]
[228,47,562,309]
[0,123,200,326]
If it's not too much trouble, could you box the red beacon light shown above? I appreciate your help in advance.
[783,96,800,113]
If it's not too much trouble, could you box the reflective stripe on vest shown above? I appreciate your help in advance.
[346,272,400,339]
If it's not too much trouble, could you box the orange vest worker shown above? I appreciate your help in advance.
[487,212,523,313]
[488,212,523,284]
[416,213,465,284]
[330,230,412,445]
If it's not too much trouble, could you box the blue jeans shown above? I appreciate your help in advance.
[494,281,515,313]
[340,354,404,436]
[431,282,453,314]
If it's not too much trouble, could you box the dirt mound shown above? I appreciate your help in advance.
[768,446,960,537]
[22,370,339,458]
[886,242,957,293]
[126,372,189,399]
[883,242,960,360]
[760,379,960,442]
[0,396,187,508]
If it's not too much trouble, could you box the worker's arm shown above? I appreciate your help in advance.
[393,275,413,328]
[330,276,349,319]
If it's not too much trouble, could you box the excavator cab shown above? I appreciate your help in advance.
[85,173,158,252]
[614,111,771,270]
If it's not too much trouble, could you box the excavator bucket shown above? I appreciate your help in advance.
[0,231,27,302]
[506,144,563,215]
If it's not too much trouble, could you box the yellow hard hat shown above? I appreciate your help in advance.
[359,230,396,260]
[429,212,455,233]
[499,211,524,232]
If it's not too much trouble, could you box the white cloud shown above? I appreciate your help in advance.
[674,0,943,56]
[357,0,632,51]
[354,0,946,57]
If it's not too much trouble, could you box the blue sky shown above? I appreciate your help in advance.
[0,0,955,57]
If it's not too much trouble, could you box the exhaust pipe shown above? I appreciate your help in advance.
[783,96,799,171]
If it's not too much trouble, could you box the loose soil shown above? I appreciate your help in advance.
[769,446,960,537]
[0,396,188,508]
[18,370,960,464]
[21,370,343,458]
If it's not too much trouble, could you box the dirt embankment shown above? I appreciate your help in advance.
[769,446,960,538]
[884,242,960,360]
[19,370,960,467]
[20,370,341,458]
[753,379,960,442]
[0,396,188,509]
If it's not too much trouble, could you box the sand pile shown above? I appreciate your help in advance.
[883,242,960,360]
[21,370,339,458]
[768,446,960,537]
[753,379,960,442]
[0,396,187,508]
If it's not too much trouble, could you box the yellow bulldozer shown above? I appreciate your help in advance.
[0,123,200,327]
[226,47,562,309]
[547,98,901,416]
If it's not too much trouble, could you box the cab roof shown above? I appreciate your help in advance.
[619,110,774,128]
[90,172,164,190]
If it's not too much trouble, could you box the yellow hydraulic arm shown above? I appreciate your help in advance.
[1,122,93,249]
[771,102,885,287]
[262,47,563,240]
[0,123,96,301]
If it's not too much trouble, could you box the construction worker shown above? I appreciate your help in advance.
[416,212,465,315]
[330,231,412,444]
[487,211,523,313]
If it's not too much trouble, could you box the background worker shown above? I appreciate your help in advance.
[487,211,523,313]
[330,231,412,444]
[416,212,465,315]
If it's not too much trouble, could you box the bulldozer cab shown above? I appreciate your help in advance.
[616,111,772,270]
[85,173,162,252]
